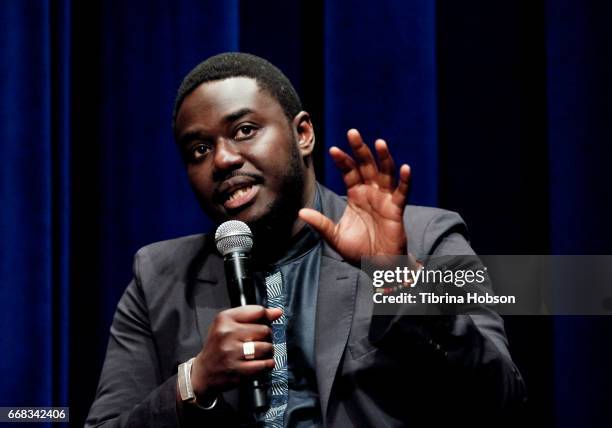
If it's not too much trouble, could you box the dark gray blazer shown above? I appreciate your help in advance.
[86,185,526,427]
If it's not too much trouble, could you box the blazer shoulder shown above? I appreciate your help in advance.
[317,184,471,257]
[136,233,208,258]
[132,233,211,285]
[403,205,469,257]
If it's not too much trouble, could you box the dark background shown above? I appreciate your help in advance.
[1,1,611,426]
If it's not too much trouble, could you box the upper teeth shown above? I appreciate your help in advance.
[229,186,252,201]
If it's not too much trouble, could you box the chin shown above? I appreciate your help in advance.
[225,204,271,226]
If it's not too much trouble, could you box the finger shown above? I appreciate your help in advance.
[236,358,276,376]
[347,129,378,184]
[239,340,274,360]
[224,305,269,323]
[329,146,362,189]
[391,164,411,207]
[265,308,283,322]
[235,323,272,341]
[299,208,338,247]
[374,139,397,191]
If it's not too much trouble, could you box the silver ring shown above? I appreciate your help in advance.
[243,341,255,360]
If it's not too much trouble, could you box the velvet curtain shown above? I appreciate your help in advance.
[1,1,610,426]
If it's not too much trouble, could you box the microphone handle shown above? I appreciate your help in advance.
[224,251,257,306]
[223,252,268,410]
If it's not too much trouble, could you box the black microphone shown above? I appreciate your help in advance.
[215,220,267,410]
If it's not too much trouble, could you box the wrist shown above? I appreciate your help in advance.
[177,357,218,410]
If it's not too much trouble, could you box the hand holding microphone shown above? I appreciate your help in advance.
[189,221,278,410]
[189,306,280,405]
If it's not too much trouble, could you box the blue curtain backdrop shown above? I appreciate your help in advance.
[1,1,611,426]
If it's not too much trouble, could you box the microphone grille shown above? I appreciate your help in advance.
[215,220,254,256]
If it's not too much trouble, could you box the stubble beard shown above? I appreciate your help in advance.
[247,142,305,260]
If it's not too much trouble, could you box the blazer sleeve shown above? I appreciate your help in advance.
[425,210,527,410]
[85,251,232,427]
[385,208,528,414]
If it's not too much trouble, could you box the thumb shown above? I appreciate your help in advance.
[299,208,337,245]
[265,308,283,322]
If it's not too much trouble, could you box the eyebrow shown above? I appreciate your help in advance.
[223,107,253,124]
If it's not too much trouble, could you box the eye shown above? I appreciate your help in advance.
[235,124,258,140]
[190,143,212,161]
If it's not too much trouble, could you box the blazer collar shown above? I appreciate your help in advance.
[195,235,222,282]
[316,184,347,261]
[191,237,228,338]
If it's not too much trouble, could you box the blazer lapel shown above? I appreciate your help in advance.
[314,185,359,422]
[315,253,358,423]
[192,238,230,345]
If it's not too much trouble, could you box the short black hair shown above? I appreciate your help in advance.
[172,52,302,132]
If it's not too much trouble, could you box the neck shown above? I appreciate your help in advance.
[251,176,317,266]
[289,176,316,237]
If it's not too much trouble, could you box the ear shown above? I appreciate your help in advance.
[292,111,315,157]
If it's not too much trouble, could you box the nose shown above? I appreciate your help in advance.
[213,138,243,174]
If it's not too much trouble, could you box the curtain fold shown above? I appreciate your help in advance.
[324,0,438,205]
[546,1,612,425]
[0,0,67,413]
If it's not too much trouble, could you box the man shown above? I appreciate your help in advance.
[87,52,526,427]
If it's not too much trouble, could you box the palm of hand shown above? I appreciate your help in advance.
[299,129,411,264]
[332,184,407,263]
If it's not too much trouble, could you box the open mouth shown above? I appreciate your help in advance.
[216,175,263,211]
[221,183,261,211]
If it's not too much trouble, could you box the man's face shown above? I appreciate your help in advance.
[174,77,305,231]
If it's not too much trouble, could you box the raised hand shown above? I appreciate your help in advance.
[299,129,411,264]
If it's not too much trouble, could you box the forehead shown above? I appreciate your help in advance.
[175,77,283,132]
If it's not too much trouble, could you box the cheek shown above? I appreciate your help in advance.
[250,142,296,181]
[251,127,293,161]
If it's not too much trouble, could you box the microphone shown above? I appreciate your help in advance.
[215,220,267,410]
